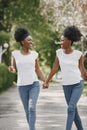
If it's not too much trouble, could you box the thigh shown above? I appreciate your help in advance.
[63,86,72,105]
[18,86,29,111]
[69,81,84,107]
[29,81,40,109]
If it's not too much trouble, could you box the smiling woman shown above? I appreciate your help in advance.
[9,27,46,130]
[43,25,87,130]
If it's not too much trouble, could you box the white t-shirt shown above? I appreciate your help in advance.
[12,50,39,86]
[56,49,82,85]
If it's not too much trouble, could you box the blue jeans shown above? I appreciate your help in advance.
[63,80,84,130]
[18,81,40,130]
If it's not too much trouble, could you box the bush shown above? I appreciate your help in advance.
[0,63,16,92]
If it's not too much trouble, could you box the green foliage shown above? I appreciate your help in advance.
[84,82,87,96]
[0,0,40,32]
[7,0,61,68]
[0,31,11,65]
[0,64,16,92]
[0,0,62,69]
[0,31,10,45]
[33,29,60,68]
[0,0,41,65]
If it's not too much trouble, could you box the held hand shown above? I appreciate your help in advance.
[8,66,16,73]
[43,81,49,89]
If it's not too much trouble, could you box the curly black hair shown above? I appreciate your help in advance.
[63,26,82,43]
[14,27,30,42]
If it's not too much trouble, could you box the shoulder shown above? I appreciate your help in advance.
[56,48,63,55]
[74,50,82,55]
[12,50,20,56]
[31,50,38,59]
[74,50,82,59]
[31,50,38,55]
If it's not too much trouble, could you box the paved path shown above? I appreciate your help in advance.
[0,82,87,130]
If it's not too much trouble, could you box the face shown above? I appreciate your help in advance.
[22,35,33,49]
[60,35,71,49]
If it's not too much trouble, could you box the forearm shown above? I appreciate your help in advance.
[79,56,87,80]
[36,69,45,82]
[46,68,57,83]
[9,56,16,73]
[80,65,87,80]
[82,70,87,80]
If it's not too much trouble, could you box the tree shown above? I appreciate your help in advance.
[0,0,61,69]
[40,0,87,53]
[40,0,87,33]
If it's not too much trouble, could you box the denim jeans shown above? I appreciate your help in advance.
[18,81,40,130]
[63,80,84,130]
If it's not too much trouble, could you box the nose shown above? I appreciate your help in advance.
[28,40,33,44]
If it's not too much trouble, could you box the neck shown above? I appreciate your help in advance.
[21,47,30,54]
[64,48,73,54]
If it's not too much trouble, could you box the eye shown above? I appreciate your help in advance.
[25,38,32,42]
[28,39,31,41]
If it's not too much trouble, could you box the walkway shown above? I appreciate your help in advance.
[0,82,87,130]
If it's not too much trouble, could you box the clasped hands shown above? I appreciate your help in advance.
[43,80,49,89]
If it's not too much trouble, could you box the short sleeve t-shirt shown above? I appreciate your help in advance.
[56,49,82,85]
[12,50,39,86]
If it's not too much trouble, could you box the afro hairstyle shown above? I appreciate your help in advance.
[14,27,30,42]
[63,26,82,42]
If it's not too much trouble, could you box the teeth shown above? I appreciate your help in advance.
[55,41,62,44]
[57,42,62,44]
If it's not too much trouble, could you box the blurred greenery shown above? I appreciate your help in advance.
[84,82,87,96]
[0,64,16,92]
[0,31,11,65]
[0,0,61,68]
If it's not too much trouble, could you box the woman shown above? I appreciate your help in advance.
[9,27,45,130]
[43,26,87,130]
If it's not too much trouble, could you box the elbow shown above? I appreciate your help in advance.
[82,72,87,80]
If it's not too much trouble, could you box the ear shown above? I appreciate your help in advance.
[68,39,72,45]
[70,40,73,45]
[21,41,24,45]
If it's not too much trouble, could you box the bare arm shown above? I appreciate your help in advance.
[9,56,16,73]
[46,56,59,84]
[79,55,87,80]
[35,59,45,82]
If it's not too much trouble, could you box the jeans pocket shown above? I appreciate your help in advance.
[33,81,40,88]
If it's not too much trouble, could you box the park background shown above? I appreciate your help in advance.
[0,0,87,94]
